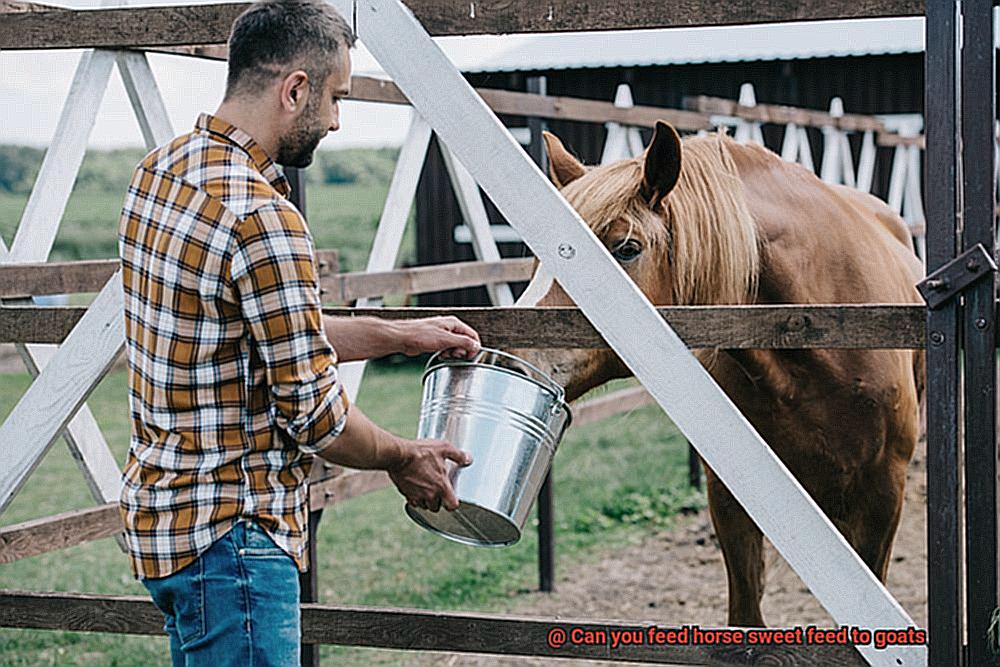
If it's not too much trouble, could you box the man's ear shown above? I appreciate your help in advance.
[640,121,683,208]
[280,70,310,114]
[543,131,586,188]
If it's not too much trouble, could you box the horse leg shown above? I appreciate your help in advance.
[705,467,766,627]
[848,456,908,581]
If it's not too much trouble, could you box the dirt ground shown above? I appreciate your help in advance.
[416,441,928,667]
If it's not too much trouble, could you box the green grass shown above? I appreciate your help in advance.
[0,365,699,666]
[0,181,413,272]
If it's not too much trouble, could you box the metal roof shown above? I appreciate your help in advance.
[351,18,936,77]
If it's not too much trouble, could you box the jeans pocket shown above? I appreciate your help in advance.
[239,520,288,558]
[144,557,207,646]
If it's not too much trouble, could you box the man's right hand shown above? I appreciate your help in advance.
[387,438,472,512]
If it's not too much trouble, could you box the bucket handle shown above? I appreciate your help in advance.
[425,347,566,407]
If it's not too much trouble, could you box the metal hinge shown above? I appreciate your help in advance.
[917,243,997,309]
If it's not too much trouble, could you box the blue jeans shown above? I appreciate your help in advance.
[142,520,301,667]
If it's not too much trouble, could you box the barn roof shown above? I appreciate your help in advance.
[352,17,995,76]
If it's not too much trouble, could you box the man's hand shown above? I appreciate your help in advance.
[398,316,481,360]
[387,437,473,512]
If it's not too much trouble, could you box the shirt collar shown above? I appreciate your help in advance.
[195,113,291,198]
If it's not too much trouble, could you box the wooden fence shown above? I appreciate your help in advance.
[0,1,991,666]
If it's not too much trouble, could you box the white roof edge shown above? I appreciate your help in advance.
[351,17,984,77]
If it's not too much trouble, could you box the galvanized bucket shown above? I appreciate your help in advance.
[406,348,572,547]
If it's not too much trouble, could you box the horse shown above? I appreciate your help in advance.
[510,121,924,627]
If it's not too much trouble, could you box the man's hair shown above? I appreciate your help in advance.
[225,0,356,100]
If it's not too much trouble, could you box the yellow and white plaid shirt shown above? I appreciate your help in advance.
[118,113,350,579]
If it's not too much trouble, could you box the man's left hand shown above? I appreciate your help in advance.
[398,317,481,359]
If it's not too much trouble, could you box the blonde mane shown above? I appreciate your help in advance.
[561,132,760,305]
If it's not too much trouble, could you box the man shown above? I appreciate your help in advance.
[117,1,480,664]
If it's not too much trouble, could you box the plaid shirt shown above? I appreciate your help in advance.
[118,113,350,579]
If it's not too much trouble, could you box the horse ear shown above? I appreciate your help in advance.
[543,131,586,187]
[641,121,682,208]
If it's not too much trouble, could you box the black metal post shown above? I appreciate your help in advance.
[961,4,997,666]
[286,165,323,667]
[925,3,964,665]
[299,508,323,667]
[527,75,556,594]
[286,166,307,218]
[688,443,701,490]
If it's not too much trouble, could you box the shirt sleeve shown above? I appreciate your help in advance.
[229,201,350,456]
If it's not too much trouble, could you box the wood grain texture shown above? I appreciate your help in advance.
[0,503,120,563]
[0,251,336,298]
[310,469,391,509]
[0,590,867,664]
[324,258,534,303]
[0,0,924,49]
[686,95,886,132]
[922,3,962,665]
[1,304,926,348]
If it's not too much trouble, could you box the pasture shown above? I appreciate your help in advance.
[0,147,408,271]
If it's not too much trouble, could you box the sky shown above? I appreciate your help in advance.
[0,0,521,150]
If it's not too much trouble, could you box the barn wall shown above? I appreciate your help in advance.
[415,53,925,306]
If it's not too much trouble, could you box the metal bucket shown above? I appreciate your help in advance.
[406,348,572,547]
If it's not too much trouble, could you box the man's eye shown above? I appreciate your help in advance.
[611,240,642,263]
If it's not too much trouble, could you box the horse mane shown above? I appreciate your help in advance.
[562,132,760,305]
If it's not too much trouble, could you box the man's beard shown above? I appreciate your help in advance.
[276,107,325,168]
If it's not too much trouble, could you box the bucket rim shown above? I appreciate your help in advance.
[422,347,571,418]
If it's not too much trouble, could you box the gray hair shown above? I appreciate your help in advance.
[225,0,356,100]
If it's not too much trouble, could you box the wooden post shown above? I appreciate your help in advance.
[961,4,996,666]
[924,2,964,665]
[527,75,555,594]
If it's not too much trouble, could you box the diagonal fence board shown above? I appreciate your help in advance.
[335,111,432,405]
[338,2,924,665]
[8,49,114,263]
[0,241,122,506]
[439,144,515,306]
[0,275,125,513]
[0,39,176,515]
[115,50,175,146]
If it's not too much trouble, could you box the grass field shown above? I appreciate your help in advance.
[0,181,413,273]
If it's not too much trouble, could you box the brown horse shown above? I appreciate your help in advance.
[511,122,924,627]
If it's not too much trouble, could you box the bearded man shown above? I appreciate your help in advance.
[117,1,480,664]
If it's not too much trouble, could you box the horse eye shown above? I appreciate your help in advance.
[611,240,642,263]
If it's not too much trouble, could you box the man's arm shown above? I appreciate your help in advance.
[230,204,476,510]
[323,314,481,362]
[313,406,472,512]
